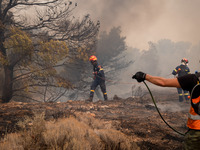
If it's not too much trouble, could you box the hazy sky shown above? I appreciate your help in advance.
[74,0,200,50]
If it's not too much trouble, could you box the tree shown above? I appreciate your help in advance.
[0,0,100,103]
[96,27,132,84]
[2,26,71,102]
[96,27,126,65]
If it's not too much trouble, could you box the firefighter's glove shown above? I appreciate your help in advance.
[132,72,146,82]
[93,71,97,75]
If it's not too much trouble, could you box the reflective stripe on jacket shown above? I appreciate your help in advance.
[172,64,190,77]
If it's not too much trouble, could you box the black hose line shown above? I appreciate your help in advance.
[143,81,185,136]
[96,74,186,136]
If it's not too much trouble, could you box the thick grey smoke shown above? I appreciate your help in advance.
[74,0,200,50]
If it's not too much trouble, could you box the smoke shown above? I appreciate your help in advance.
[74,0,200,50]
[71,0,200,99]
[118,40,200,99]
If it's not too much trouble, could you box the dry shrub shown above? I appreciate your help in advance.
[0,112,140,150]
[43,117,103,150]
[95,129,140,150]
[0,112,46,150]
[75,112,112,129]
[17,112,47,149]
[0,133,23,150]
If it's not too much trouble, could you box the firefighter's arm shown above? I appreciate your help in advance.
[172,70,177,75]
[145,74,181,88]
[187,67,191,74]
[172,66,179,75]
[97,66,105,77]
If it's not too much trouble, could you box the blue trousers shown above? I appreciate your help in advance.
[177,88,189,102]
[90,79,107,100]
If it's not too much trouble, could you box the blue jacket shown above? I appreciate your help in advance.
[172,64,190,77]
[93,62,105,81]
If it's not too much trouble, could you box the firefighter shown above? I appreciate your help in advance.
[172,58,190,102]
[87,55,107,102]
[132,71,200,150]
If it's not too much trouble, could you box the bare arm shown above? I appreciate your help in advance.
[145,74,181,88]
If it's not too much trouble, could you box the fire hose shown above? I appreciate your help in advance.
[143,81,185,136]
[95,74,192,136]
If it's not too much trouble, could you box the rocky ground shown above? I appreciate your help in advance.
[0,91,190,150]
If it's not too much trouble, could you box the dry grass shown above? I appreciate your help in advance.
[0,112,140,150]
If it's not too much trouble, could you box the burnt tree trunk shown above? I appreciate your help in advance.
[0,23,9,103]
[2,65,13,103]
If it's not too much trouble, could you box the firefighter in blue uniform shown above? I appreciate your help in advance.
[172,58,190,102]
[87,55,108,102]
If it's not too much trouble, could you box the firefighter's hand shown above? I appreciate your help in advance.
[132,72,146,82]
[93,76,96,80]
[93,71,97,75]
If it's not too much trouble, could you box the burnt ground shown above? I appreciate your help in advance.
[0,92,190,150]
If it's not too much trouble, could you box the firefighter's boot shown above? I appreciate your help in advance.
[104,93,108,101]
[86,90,94,102]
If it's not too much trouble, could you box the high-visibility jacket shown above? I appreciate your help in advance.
[187,96,200,130]
[178,73,200,130]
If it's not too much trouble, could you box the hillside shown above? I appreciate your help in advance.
[0,93,190,150]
